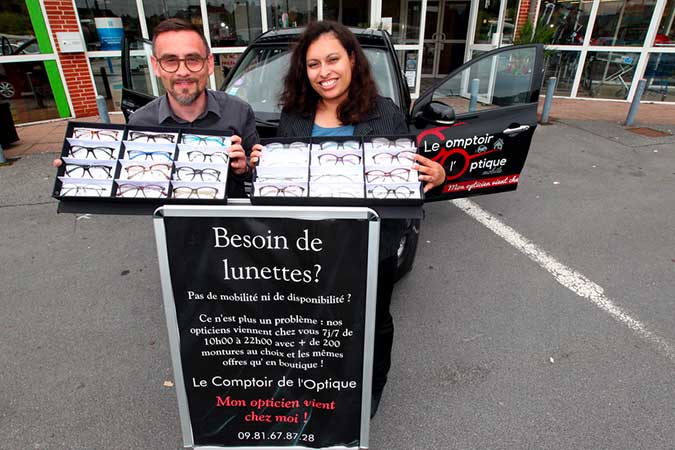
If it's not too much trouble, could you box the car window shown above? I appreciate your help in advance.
[431,46,536,114]
[224,46,399,113]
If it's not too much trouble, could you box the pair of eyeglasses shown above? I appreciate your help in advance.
[117,184,167,198]
[319,140,360,151]
[312,174,362,183]
[370,151,416,165]
[172,186,219,199]
[368,185,416,199]
[316,153,362,166]
[264,142,308,151]
[182,135,228,147]
[258,185,305,197]
[175,167,222,182]
[65,163,113,179]
[186,150,228,163]
[371,137,414,149]
[73,128,120,141]
[310,188,361,198]
[157,55,207,73]
[127,149,173,161]
[61,184,108,197]
[129,131,176,143]
[365,168,412,183]
[68,145,115,159]
[125,164,172,180]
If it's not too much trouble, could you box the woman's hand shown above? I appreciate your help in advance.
[413,154,446,193]
[228,135,248,175]
[249,143,263,170]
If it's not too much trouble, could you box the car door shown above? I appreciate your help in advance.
[410,44,544,202]
[120,36,156,122]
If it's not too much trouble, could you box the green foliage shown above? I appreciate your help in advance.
[0,12,32,36]
[514,19,556,45]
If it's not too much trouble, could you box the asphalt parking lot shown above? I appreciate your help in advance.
[1,117,674,449]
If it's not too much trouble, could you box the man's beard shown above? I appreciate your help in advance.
[169,77,204,105]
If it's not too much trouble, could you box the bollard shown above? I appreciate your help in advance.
[541,77,557,124]
[96,95,111,124]
[0,143,6,164]
[625,79,647,126]
[469,78,480,112]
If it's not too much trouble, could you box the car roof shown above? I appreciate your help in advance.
[252,27,390,47]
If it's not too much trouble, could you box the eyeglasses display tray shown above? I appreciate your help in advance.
[251,135,424,207]
[52,121,234,208]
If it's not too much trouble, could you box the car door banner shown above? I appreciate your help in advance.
[417,116,536,201]
[155,208,376,449]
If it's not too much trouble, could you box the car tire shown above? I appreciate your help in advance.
[394,218,420,282]
[0,80,15,98]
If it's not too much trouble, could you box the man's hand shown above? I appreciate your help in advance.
[228,135,248,175]
[249,143,263,170]
[414,154,446,193]
[53,159,62,168]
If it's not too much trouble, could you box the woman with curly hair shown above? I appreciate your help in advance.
[252,21,445,417]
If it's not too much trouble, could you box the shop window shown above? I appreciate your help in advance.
[266,0,317,29]
[74,0,142,51]
[474,0,501,44]
[324,0,369,27]
[542,50,579,95]
[536,0,592,45]
[214,53,243,89]
[590,0,656,46]
[381,0,423,44]
[143,0,202,39]
[643,53,674,102]
[577,51,639,99]
[90,56,151,111]
[206,0,263,48]
[1,0,41,55]
[0,61,60,123]
[655,0,674,46]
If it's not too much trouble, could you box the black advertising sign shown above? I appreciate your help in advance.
[154,205,379,449]
[417,116,536,201]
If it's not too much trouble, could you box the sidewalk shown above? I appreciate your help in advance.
[2,99,674,159]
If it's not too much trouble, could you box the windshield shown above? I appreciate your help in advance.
[223,46,399,114]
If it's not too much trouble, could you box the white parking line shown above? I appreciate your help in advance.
[452,198,675,362]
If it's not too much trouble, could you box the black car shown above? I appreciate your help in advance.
[121,29,544,279]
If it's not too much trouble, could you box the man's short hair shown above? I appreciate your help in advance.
[152,18,211,56]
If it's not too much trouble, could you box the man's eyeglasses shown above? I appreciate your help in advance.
[127,149,173,161]
[124,164,172,180]
[61,184,108,197]
[65,163,113,179]
[68,145,115,159]
[157,55,207,73]
[186,150,228,163]
[368,185,416,199]
[365,168,412,183]
[128,131,176,143]
[316,153,362,166]
[172,186,219,199]
[258,185,306,197]
[370,151,416,165]
[73,128,120,141]
[175,167,222,182]
[117,184,167,198]
[182,135,228,147]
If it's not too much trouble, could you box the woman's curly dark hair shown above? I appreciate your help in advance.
[279,21,378,125]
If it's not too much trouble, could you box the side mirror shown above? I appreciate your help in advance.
[414,101,456,126]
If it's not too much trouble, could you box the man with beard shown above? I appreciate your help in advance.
[127,18,259,197]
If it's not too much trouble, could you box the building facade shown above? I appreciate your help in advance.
[1,0,673,124]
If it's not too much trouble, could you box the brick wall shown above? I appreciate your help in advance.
[44,0,98,117]
[515,0,532,40]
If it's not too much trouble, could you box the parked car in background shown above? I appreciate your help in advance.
[121,28,544,279]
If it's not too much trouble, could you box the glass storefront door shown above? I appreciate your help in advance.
[421,0,470,91]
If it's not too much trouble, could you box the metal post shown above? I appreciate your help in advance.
[0,143,6,164]
[625,79,647,126]
[469,78,479,112]
[96,95,110,124]
[541,77,557,124]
